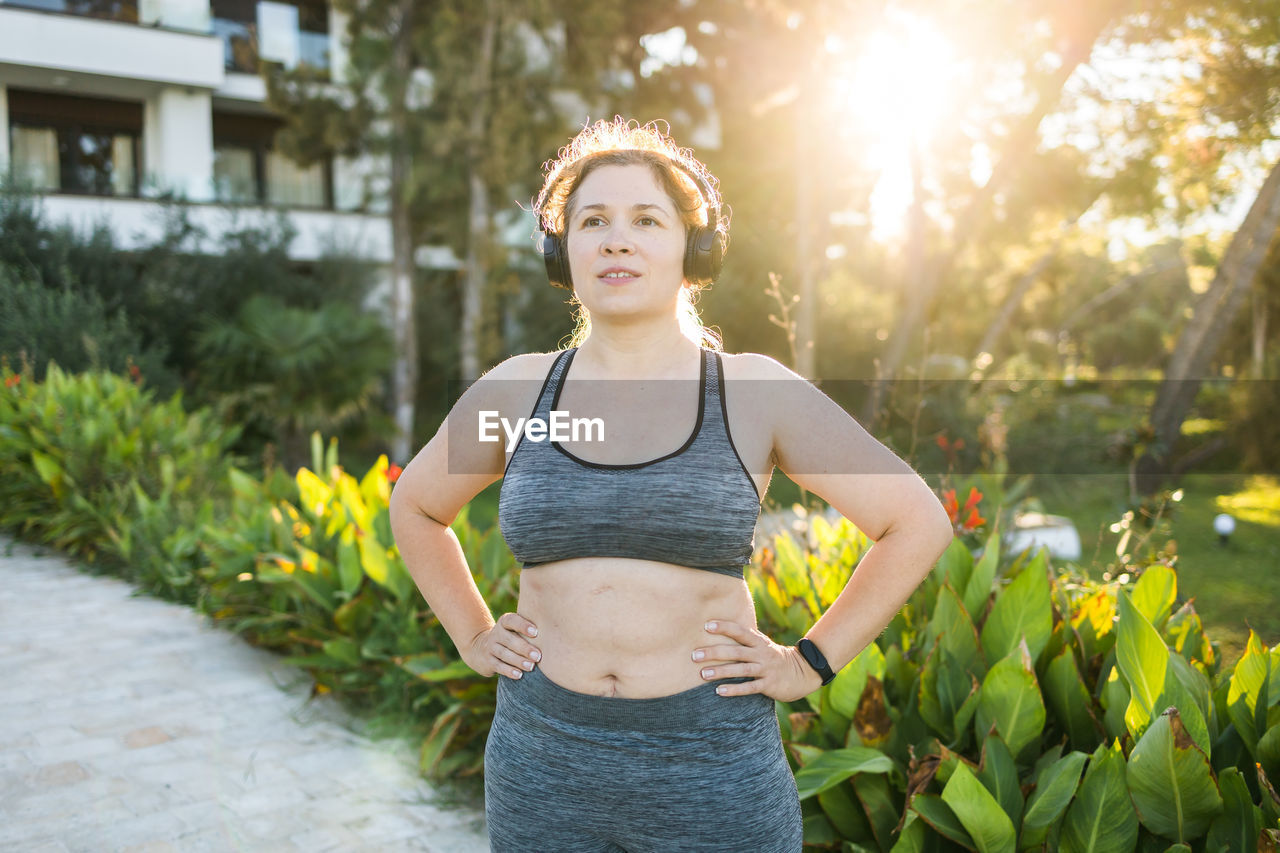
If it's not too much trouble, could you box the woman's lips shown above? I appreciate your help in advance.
[598,268,640,285]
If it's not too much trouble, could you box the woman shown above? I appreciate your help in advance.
[388,118,954,852]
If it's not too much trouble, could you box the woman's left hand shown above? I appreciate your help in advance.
[694,620,824,702]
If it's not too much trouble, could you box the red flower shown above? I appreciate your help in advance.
[963,506,986,530]
[128,364,142,384]
[942,488,959,524]
[4,375,19,389]
[936,435,950,451]
[962,486,982,513]
[386,463,403,483]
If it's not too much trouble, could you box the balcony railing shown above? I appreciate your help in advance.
[213,17,329,76]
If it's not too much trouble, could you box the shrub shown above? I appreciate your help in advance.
[0,363,237,599]
[750,514,1280,849]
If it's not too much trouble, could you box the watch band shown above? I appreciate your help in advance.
[797,637,837,686]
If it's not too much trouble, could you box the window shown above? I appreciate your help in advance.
[4,0,139,25]
[211,0,330,77]
[212,111,331,209]
[7,90,141,197]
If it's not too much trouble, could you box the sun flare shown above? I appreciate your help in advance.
[825,10,961,242]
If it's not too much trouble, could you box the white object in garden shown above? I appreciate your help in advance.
[1213,513,1236,536]
[1005,512,1082,562]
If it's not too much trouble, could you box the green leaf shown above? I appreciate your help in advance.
[793,747,895,800]
[935,536,975,594]
[1060,740,1139,853]
[1154,657,1211,756]
[1045,648,1103,751]
[927,584,984,677]
[1022,750,1088,832]
[963,531,1000,619]
[1131,564,1176,630]
[909,793,974,848]
[1116,590,1168,736]
[336,530,362,595]
[852,773,898,851]
[830,642,886,719]
[941,762,1016,853]
[817,780,874,841]
[1204,767,1258,853]
[975,640,1045,758]
[1126,707,1224,841]
[978,733,1023,830]
[980,552,1052,665]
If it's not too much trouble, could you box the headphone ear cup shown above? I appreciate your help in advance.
[684,225,724,287]
[539,232,572,290]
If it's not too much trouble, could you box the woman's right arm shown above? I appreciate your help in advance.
[387,356,545,680]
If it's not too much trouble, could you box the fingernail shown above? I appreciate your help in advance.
[522,660,534,671]
[716,686,726,695]
[527,626,538,637]
[530,650,542,662]
[701,668,714,678]
[705,621,716,631]
[692,650,704,661]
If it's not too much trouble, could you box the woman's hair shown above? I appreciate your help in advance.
[533,117,727,352]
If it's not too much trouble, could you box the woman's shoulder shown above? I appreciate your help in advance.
[479,349,565,383]
[717,349,805,383]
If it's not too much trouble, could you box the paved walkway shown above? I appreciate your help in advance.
[0,537,490,852]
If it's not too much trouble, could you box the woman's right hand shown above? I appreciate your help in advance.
[466,612,542,679]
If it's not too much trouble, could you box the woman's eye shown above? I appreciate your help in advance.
[637,216,658,226]
[582,215,604,227]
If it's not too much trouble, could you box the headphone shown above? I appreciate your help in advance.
[536,154,726,291]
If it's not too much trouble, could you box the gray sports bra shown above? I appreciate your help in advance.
[497,347,761,579]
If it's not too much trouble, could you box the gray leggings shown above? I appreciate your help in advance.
[483,665,804,852]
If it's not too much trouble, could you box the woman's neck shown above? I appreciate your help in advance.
[575,323,702,380]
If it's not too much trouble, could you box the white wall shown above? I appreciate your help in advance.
[144,88,215,201]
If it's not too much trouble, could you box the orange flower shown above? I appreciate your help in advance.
[962,486,982,513]
[4,374,20,388]
[128,364,142,384]
[963,506,986,530]
[386,463,403,483]
[936,435,950,451]
[942,488,959,524]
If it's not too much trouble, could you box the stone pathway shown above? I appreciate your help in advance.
[0,537,490,852]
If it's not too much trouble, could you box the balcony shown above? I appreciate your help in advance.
[211,0,330,78]
[0,4,223,90]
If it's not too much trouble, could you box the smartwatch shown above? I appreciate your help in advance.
[797,637,837,686]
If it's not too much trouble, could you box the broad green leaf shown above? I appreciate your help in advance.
[1072,589,1117,662]
[975,641,1045,758]
[321,637,360,666]
[963,530,1000,618]
[336,528,362,595]
[1117,591,1168,736]
[978,733,1023,829]
[1258,721,1280,782]
[830,642,886,719]
[941,762,1016,853]
[889,814,926,853]
[817,779,874,841]
[1154,659,1211,756]
[1204,767,1258,853]
[1100,666,1131,743]
[793,747,895,800]
[1022,750,1088,831]
[935,536,975,593]
[1131,564,1176,630]
[909,794,973,847]
[1060,741,1139,853]
[980,552,1052,665]
[1045,648,1103,751]
[1126,708,1224,841]
[852,773,898,850]
[927,584,984,677]
[920,644,974,742]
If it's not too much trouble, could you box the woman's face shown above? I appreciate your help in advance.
[564,163,688,321]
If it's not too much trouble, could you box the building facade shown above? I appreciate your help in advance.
[0,0,440,269]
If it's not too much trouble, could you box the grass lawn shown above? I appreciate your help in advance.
[1034,472,1280,667]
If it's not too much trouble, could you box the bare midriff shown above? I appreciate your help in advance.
[517,556,758,699]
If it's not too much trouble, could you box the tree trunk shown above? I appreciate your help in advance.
[459,0,498,382]
[1133,156,1280,495]
[388,0,417,464]
[1252,282,1267,378]
[793,93,816,379]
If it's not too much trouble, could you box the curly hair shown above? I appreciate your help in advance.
[533,117,727,351]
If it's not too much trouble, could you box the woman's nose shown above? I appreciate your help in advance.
[601,226,634,254]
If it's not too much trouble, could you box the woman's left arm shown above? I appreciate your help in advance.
[701,355,955,702]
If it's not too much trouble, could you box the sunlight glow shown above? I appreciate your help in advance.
[827,10,960,242]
